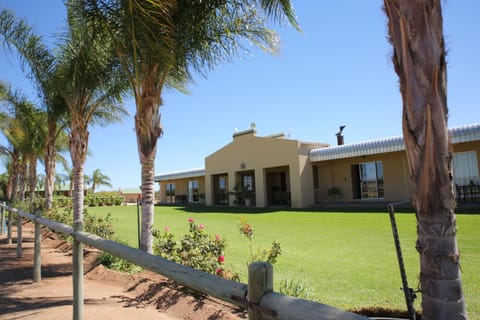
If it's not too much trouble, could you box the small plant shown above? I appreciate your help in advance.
[327,186,342,201]
[98,240,142,273]
[153,218,239,281]
[279,278,315,300]
[239,217,282,265]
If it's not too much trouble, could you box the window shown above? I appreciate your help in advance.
[166,183,175,203]
[453,151,479,186]
[188,180,199,202]
[213,175,228,204]
[352,161,384,199]
[312,165,319,189]
[242,174,253,191]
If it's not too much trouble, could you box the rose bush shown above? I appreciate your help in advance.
[153,218,239,281]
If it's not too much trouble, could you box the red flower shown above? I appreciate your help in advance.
[198,224,205,230]
[188,217,194,224]
[215,268,223,275]
[218,255,225,263]
[164,226,170,233]
[215,234,221,241]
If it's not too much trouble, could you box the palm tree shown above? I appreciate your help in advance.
[55,6,127,317]
[384,1,466,319]
[0,84,45,204]
[54,172,68,194]
[0,8,68,210]
[90,169,112,194]
[79,0,299,253]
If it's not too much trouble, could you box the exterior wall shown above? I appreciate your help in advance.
[205,130,323,208]
[313,140,480,204]
[452,141,480,171]
[313,150,411,203]
[158,176,206,204]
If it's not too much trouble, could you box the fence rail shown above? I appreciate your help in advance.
[0,203,369,320]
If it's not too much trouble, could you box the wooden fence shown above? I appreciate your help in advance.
[0,203,369,320]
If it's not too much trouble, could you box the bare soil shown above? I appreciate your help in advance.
[0,222,246,320]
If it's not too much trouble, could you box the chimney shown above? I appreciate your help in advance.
[336,125,346,145]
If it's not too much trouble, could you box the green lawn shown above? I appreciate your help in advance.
[87,205,479,318]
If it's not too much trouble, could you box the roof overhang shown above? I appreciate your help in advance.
[154,168,205,182]
[309,124,480,162]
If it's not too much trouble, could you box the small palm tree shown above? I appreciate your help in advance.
[90,169,112,194]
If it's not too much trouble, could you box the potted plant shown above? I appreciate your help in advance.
[327,186,342,202]
[230,182,253,206]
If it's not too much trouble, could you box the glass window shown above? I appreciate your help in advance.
[166,183,175,203]
[453,151,479,186]
[353,161,384,199]
[188,180,199,202]
[213,175,228,205]
[243,175,253,191]
[312,165,319,189]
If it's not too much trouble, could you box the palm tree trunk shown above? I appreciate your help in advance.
[44,120,57,211]
[70,127,88,320]
[384,1,467,319]
[135,87,162,253]
[18,158,27,202]
[140,156,156,253]
[28,153,37,206]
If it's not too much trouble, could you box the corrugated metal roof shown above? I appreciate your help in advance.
[154,168,205,182]
[310,123,480,162]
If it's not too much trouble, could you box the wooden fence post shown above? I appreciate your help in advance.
[33,209,42,282]
[7,207,12,244]
[248,262,274,320]
[0,202,5,236]
[73,220,84,320]
[16,211,22,258]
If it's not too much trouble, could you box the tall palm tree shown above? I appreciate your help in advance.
[56,5,127,317]
[78,0,299,253]
[384,1,467,319]
[0,8,68,210]
[90,168,112,194]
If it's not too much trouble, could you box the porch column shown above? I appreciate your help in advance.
[254,169,265,207]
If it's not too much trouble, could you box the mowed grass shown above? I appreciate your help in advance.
[87,206,479,317]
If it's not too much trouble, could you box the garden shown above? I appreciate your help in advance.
[85,205,480,318]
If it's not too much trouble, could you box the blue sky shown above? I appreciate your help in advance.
[0,1,478,191]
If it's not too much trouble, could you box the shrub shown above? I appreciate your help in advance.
[98,240,142,273]
[43,207,116,240]
[153,218,239,281]
[83,211,115,240]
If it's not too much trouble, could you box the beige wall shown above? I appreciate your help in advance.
[158,176,206,203]
[312,140,480,204]
[313,151,411,203]
[205,130,324,208]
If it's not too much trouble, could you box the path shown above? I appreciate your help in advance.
[0,222,244,320]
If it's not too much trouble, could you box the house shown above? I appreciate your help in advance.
[119,187,142,204]
[155,124,480,208]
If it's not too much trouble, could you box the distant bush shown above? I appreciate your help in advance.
[43,207,116,240]
[85,192,124,207]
